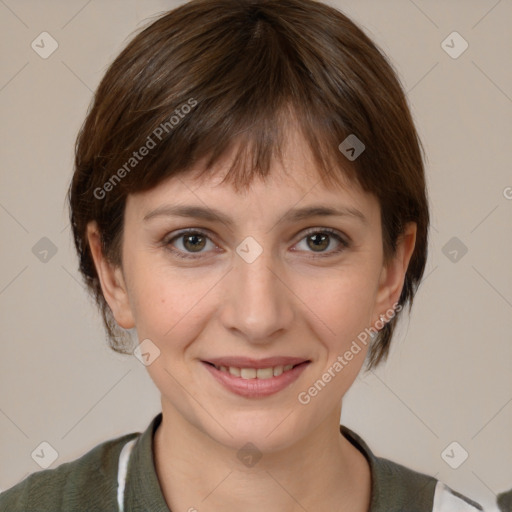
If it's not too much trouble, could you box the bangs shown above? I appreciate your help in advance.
[142,101,360,195]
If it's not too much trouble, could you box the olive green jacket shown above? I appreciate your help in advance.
[0,413,484,511]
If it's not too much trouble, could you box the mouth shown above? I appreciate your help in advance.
[200,357,311,398]
[202,360,309,380]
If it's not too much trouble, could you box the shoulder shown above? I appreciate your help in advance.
[340,424,484,511]
[373,456,483,511]
[0,431,139,512]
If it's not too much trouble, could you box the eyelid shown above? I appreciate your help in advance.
[299,226,350,245]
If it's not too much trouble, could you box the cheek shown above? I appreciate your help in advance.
[300,273,375,398]
[128,263,218,343]
[295,284,372,412]
[295,267,377,342]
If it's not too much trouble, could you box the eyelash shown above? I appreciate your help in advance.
[163,227,350,260]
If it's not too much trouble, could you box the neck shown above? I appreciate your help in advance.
[153,399,371,512]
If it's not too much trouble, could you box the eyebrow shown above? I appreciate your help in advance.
[143,204,367,226]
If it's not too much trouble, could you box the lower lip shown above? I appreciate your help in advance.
[202,361,310,398]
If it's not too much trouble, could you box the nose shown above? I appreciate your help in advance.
[218,242,295,344]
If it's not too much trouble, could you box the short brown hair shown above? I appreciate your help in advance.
[68,0,430,370]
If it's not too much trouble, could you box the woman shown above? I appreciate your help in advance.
[0,0,486,510]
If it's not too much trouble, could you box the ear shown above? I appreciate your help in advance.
[372,222,417,324]
[86,221,135,330]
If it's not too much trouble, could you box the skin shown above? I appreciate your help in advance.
[87,127,416,512]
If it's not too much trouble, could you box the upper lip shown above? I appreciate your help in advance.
[203,356,310,369]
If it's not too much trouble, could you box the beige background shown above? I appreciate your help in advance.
[1,0,511,510]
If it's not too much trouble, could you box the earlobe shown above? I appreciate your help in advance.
[373,222,417,323]
[86,221,135,330]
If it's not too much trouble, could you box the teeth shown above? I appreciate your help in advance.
[228,366,241,377]
[240,368,257,379]
[256,368,273,379]
[214,363,301,379]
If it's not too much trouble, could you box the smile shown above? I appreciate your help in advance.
[201,359,311,398]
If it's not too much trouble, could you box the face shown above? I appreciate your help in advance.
[88,129,416,453]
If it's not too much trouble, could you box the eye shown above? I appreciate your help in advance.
[164,229,218,259]
[163,227,350,260]
[293,228,350,257]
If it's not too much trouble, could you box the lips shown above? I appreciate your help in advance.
[202,358,311,398]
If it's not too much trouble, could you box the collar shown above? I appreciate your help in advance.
[124,412,169,512]
[340,424,437,510]
[124,413,437,512]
